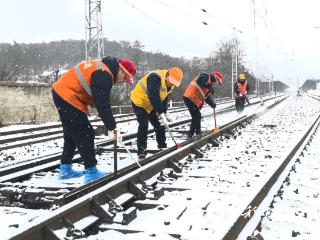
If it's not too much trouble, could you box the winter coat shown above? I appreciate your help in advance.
[130,70,172,113]
[183,73,215,109]
[53,56,119,131]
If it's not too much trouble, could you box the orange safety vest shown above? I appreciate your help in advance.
[183,75,212,109]
[234,81,247,98]
[53,60,114,114]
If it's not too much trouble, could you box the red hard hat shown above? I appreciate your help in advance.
[213,71,223,85]
[119,59,137,85]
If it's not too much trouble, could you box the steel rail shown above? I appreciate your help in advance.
[222,110,320,240]
[0,95,279,150]
[9,97,287,240]
[0,103,239,179]
[0,105,192,137]
[0,96,287,210]
[0,92,268,179]
[0,106,193,151]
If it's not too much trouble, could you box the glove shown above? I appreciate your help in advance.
[211,100,216,109]
[164,113,172,122]
[239,93,243,97]
[107,128,122,142]
[158,113,169,126]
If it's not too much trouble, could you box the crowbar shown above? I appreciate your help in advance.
[164,124,181,149]
[118,140,142,168]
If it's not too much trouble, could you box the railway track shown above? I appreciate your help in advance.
[0,105,194,151]
[0,103,242,207]
[0,96,280,171]
[4,94,308,240]
[0,98,238,139]
[239,94,320,240]
[0,96,282,209]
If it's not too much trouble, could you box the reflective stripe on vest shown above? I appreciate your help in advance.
[190,81,206,99]
[183,74,211,109]
[237,81,247,95]
[139,78,167,94]
[130,70,170,113]
[74,60,104,97]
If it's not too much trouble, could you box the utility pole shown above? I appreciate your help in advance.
[271,74,274,94]
[256,76,260,97]
[85,0,104,60]
[231,28,238,99]
[252,0,260,98]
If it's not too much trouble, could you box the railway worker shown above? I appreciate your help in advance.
[52,56,137,184]
[130,67,184,159]
[234,73,250,112]
[183,71,223,138]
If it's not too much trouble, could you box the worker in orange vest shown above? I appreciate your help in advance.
[183,71,223,138]
[234,73,249,112]
[52,57,136,184]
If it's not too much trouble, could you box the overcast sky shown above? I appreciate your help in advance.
[1,0,320,86]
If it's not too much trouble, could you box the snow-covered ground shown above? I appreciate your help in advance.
[0,97,267,188]
[251,117,320,240]
[3,94,318,240]
[75,94,319,240]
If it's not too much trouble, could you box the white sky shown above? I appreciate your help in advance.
[1,0,320,86]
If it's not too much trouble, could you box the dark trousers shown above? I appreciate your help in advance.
[131,102,166,154]
[52,90,97,169]
[235,96,245,112]
[183,96,201,137]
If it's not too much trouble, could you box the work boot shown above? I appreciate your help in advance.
[84,166,107,184]
[157,143,167,150]
[58,164,83,180]
[138,153,146,160]
[137,148,147,160]
[187,133,193,139]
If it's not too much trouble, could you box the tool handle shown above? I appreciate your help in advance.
[214,108,217,129]
[164,124,180,149]
[119,141,141,168]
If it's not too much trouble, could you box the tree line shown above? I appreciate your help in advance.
[0,38,258,103]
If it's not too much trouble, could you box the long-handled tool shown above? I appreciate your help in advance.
[245,95,251,105]
[118,140,141,168]
[164,124,181,149]
[213,108,219,132]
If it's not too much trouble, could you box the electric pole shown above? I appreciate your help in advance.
[85,0,104,60]
[231,28,238,99]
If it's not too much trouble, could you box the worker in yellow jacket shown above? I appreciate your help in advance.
[130,67,183,159]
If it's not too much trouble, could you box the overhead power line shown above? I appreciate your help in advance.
[187,0,242,34]
[153,0,225,33]
[122,0,291,62]
[122,0,176,34]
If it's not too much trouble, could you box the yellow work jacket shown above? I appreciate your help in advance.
[130,70,172,113]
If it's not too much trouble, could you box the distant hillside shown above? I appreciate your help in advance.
[0,38,288,103]
[301,79,320,91]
